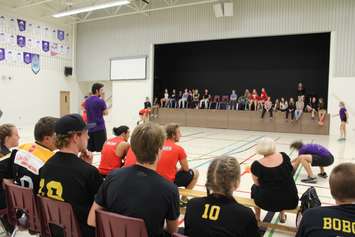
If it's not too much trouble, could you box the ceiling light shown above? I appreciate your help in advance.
[53,0,130,18]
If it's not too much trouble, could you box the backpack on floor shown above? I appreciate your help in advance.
[296,186,321,227]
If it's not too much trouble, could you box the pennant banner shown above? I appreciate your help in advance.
[17,35,26,48]
[31,54,40,74]
[17,19,26,32]
[23,52,32,64]
[0,48,5,61]
[42,40,50,52]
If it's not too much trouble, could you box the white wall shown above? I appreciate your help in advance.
[76,0,355,130]
[0,11,82,130]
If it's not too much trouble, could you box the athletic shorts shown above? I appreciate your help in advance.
[341,117,347,123]
[174,169,194,187]
[311,154,334,167]
[88,129,107,152]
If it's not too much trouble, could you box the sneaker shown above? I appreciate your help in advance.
[179,199,188,208]
[301,177,317,183]
[318,172,328,178]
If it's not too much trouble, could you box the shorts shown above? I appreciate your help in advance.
[341,117,347,123]
[88,129,107,152]
[174,169,194,187]
[311,154,334,167]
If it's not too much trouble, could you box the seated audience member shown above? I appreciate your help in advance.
[318,97,327,125]
[87,122,180,237]
[0,124,20,231]
[184,156,259,237]
[192,89,200,109]
[39,114,103,237]
[123,147,137,167]
[238,89,250,110]
[138,97,153,124]
[286,98,296,121]
[295,96,305,120]
[178,89,189,109]
[200,89,211,109]
[169,89,177,108]
[98,126,130,176]
[187,90,194,108]
[296,163,355,237]
[297,82,306,98]
[305,96,318,119]
[249,89,259,111]
[251,138,298,222]
[144,96,152,109]
[160,89,169,108]
[258,88,268,109]
[157,123,199,206]
[273,98,280,111]
[291,141,334,183]
[81,95,89,123]
[261,97,273,119]
[230,90,238,110]
[279,97,288,112]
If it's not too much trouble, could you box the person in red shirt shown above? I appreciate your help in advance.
[249,89,259,111]
[123,147,137,167]
[157,123,199,206]
[98,126,130,176]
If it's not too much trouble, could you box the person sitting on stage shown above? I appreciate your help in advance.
[160,89,169,108]
[178,89,189,109]
[273,98,280,111]
[295,96,305,120]
[261,97,273,119]
[137,97,152,124]
[318,97,327,126]
[296,162,355,237]
[291,141,334,183]
[184,156,259,237]
[199,89,211,109]
[87,122,180,237]
[238,89,250,110]
[286,97,296,121]
[157,123,199,207]
[169,89,177,108]
[258,88,268,109]
[230,90,238,110]
[305,96,318,119]
[249,89,259,111]
[187,90,194,109]
[251,138,298,223]
[279,97,288,112]
[297,82,306,99]
[192,89,200,109]
[98,126,130,176]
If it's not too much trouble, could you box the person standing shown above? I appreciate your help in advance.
[337,101,349,141]
[295,96,305,120]
[85,83,108,152]
[261,97,273,119]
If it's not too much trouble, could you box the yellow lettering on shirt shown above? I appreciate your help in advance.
[322,217,355,234]
[201,204,221,221]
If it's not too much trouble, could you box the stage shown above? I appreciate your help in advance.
[153,108,330,135]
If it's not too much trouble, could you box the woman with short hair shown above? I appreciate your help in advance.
[184,156,259,237]
[251,138,298,223]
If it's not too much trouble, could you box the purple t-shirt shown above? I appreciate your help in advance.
[339,108,347,121]
[85,96,107,132]
[299,144,332,157]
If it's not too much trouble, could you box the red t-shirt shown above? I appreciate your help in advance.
[259,91,268,101]
[99,137,124,175]
[156,139,187,182]
[124,148,137,167]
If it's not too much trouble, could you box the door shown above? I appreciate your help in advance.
[60,91,70,116]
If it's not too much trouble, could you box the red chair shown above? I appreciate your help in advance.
[173,233,188,237]
[95,209,148,237]
[3,180,42,236]
[37,195,82,237]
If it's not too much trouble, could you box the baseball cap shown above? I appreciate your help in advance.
[55,113,87,135]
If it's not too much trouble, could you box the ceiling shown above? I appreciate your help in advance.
[0,0,219,25]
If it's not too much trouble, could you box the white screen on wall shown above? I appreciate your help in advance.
[110,57,146,80]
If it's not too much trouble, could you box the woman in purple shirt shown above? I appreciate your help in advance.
[291,142,334,183]
[338,101,349,141]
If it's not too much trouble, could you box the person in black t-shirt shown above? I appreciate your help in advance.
[296,163,355,237]
[39,114,103,237]
[88,122,180,237]
[184,156,259,237]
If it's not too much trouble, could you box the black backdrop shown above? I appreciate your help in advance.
[154,33,330,102]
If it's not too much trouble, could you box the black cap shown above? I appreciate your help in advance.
[55,114,87,135]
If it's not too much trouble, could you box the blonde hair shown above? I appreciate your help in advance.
[256,137,276,156]
[206,156,240,197]
[339,101,345,107]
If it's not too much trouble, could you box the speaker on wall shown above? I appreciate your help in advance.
[64,67,73,77]
[213,3,223,18]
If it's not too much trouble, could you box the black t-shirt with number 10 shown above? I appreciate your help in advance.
[296,204,355,237]
[184,194,259,237]
[39,152,103,237]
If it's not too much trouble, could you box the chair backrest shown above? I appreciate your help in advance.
[96,209,148,237]
[173,233,188,237]
[37,195,82,237]
[3,180,42,233]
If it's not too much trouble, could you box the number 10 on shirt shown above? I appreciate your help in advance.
[202,204,221,221]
